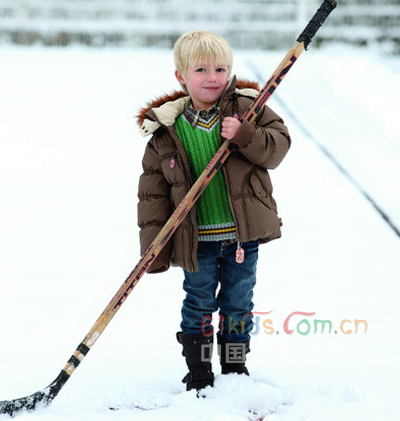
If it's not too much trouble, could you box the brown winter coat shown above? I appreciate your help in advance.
[136,76,291,273]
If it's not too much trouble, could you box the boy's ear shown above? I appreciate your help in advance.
[175,70,185,86]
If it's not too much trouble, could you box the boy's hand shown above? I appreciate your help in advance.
[221,114,241,140]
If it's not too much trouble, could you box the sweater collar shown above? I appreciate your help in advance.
[183,99,220,127]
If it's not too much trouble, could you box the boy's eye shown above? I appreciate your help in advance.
[195,68,206,72]
[217,67,227,73]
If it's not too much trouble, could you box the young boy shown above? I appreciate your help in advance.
[137,31,291,392]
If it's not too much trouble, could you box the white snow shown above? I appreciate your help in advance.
[0,45,399,421]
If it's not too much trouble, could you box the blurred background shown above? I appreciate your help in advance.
[0,0,399,54]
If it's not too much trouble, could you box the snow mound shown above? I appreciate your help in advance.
[106,374,291,421]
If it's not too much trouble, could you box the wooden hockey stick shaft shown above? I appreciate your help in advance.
[0,0,336,416]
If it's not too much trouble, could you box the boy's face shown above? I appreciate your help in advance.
[175,59,229,110]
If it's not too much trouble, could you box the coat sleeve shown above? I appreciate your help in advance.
[231,102,291,169]
[137,137,172,273]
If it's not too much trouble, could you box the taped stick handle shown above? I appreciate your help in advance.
[297,0,337,49]
[242,0,337,124]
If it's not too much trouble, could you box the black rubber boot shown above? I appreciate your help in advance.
[217,334,250,375]
[177,332,214,392]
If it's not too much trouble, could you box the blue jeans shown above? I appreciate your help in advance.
[181,240,259,343]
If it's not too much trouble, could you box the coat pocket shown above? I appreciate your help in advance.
[249,171,275,212]
[160,148,187,185]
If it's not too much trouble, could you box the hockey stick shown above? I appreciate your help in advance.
[0,0,336,416]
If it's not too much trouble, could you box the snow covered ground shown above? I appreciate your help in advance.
[0,45,399,420]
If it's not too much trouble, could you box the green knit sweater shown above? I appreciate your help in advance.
[174,106,236,241]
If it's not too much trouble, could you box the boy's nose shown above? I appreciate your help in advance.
[207,71,218,81]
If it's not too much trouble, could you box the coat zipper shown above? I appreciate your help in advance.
[170,126,197,271]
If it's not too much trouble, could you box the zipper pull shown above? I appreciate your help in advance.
[235,242,245,264]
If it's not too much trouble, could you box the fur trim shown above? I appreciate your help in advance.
[139,95,189,137]
[136,90,187,128]
[235,87,259,99]
[236,79,260,92]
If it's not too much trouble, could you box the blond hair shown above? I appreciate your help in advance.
[173,30,233,76]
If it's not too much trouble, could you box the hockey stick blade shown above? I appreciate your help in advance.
[0,371,69,417]
[0,0,337,416]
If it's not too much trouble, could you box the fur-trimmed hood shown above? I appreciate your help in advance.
[136,76,260,137]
